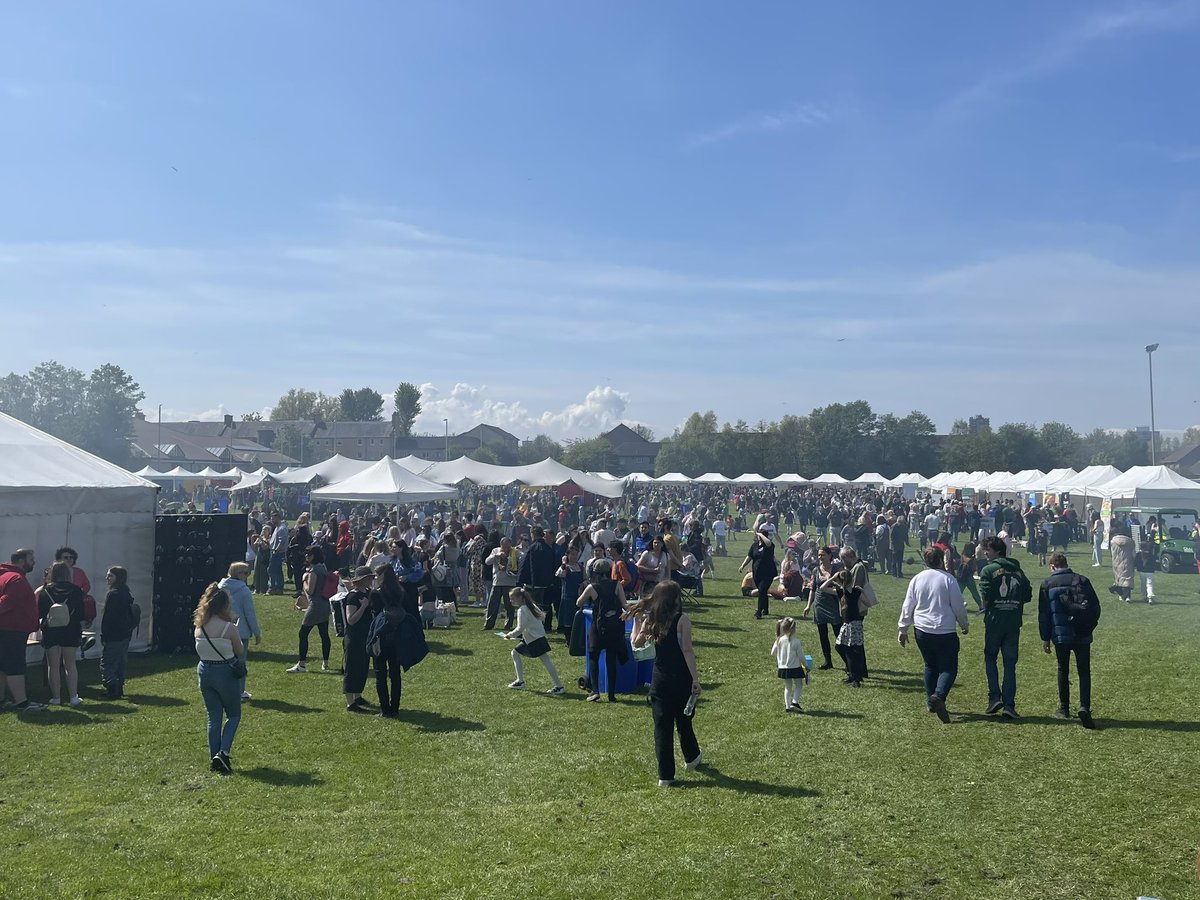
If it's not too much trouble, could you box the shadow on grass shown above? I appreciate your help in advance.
[425,641,473,657]
[681,764,819,799]
[801,710,864,720]
[123,693,189,707]
[691,622,746,634]
[395,708,485,733]
[692,640,737,650]
[250,698,324,714]
[76,701,138,715]
[18,709,101,726]
[239,766,324,787]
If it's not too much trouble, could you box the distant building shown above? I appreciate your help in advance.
[130,418,297,471]
[602,424,661,475]
[968,415,990,434]
[1162,442,1200,480]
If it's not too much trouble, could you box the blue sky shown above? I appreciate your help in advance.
[2,1,1198,441]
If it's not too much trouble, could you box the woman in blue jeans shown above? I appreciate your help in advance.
[897,546,970,724]
[194,583,245,774]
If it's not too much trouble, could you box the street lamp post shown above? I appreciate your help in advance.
[1145,343,1159,465]
[157,404,162,460]
[443,419,449,461]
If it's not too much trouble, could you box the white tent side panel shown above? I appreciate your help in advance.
[0,486,156,651]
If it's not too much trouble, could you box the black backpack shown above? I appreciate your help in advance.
[1059,575,1100,634]
[128,601,142,636]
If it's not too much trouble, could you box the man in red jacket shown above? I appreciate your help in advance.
[0,549,45,712]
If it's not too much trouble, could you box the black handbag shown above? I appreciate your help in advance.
[202,623,247,679]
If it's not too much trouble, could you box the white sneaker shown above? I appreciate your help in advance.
[321,661,330,672]
[545,685,565,695]
[507,680,525,690]
[69,696,82,707]
[48,698,61,706]
[685,751,704,770]
[240,691,253,700]
[286,663,307,674]
[657,779,676,787]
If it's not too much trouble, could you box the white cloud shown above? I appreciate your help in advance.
[685,102,831,149]
[412,383,632,441]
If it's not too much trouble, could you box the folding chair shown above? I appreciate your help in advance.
[672,571,702,605]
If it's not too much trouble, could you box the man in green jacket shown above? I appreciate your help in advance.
[978,536,1032,718]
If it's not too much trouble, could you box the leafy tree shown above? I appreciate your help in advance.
[655,411,719,476]
[470,445,503,465]
[519,434,563,464]
[631,423,656,442]
[276,424,305,465]
[270,388,341,422]
[80,364,145,463]
[942,421,1006,472]
[875,411,937,477]
[1183,426,1200,446]
[800,401,877,477]
[0,373,34,423]
[241,412,263,423]
[1039,422,1082,469]
[995,423,1043,471]
[393,382,422,437]
[339,387,384,422]
[562,436,618,472]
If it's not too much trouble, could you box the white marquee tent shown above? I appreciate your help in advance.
[810,473,849,485]
[851,472,887,486]
[694,472,731,484]
[772,473,808,486]
[414,457,624,498]
[274,454,376,485]
[730,473,769,484]
[1085,465,1200,509]
[310,457,459,504]
[0,411,157,652]
[654,472,693,484]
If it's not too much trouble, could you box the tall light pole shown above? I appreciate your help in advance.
[157,404,162,460]
[1145,343,1159,464]
[443,418,449,461]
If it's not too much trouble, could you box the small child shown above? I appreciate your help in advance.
[1029,527,1047,567]
[1133,543,1156,604]
[770,617,808,713]
[504,587,565,695]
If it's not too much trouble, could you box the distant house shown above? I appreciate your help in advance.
[1162,442,1200,481]
[602,424,661,475]
[130,419,297,471]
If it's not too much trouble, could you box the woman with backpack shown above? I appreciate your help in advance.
[286,546,331,674]
[37,561,86,706]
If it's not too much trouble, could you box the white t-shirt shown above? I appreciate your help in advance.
[712,519,727,538]
[195,619,236,661]
[770,635,806,669]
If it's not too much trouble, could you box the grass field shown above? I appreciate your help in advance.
[2,535,1198,899]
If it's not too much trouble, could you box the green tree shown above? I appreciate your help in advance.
[270,388,342,422]
[339,387,384,421]
[0,372,34,423]
[1039,422,1082,469]
[874,411,937,477]
[80,364,145,463]
[942,420,1006,472]
[631,423,656,442]
[393,382,422,437]
[519,434,564,464]
[1182,426,1200,446]
[562,436,618,472]
[655,411,719,476]
[800,401,877,477]
[470,445,503,465]
[276,424,305,465]
[995,423,1043,471]
[241,411,264,423]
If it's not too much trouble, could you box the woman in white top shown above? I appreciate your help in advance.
[636,535,671,598]
[194,583,245,774]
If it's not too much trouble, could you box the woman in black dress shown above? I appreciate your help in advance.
[631,581,701,786]
[740,527,777,620]
[575,560,629,702]
[341,566,375,712]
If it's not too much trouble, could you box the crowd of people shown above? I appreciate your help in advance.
[0,483,1174,779]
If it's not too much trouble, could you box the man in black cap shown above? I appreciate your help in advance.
[518,526,560,632]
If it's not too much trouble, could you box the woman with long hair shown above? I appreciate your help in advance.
[631,581,701,786]
[575,559,628,702]
[194,583,245,773]
[286,546,331,674]
[635,535,670,598]
[37,561,85,706]
[219,562,261,699]
[803,546,844,671]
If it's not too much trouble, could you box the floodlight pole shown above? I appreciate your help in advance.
[1145,343,1159,465]
[444,419,449,461]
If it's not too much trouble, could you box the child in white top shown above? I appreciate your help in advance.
[770,616,808,713]
[504,587,564,695]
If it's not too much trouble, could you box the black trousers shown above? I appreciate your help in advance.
[484,584,514,630]
[1055,642,1092,711]
[299,622,330,662]
[588,634,621,699]
[649,681,700,781]
[816,622,847,668]
[374,643,402,713]
[342,639,369,694]
[754,577,772,617]
[530,586,554,632]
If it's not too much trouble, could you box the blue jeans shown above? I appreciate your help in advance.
[914,629,960,701]
[101,639,129,697]
[268,550,286,593]
[983,628,1019,709]
[198,660,242,757]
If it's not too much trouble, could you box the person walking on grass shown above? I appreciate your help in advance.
[286,546,332,674]
[219,562,260,700]
[194,584,244,774]
[631,581,702,787]
[740,526,777,620]
[575,559,629,703]
[897,546,969,724]
[1133,543,1156,604]
[504,587,565,695]
[770,616,808,713]
[978,537,1032,718]
[1039,553,1101,729]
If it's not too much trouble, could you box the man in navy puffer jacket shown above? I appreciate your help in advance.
[1038,553,1101,729]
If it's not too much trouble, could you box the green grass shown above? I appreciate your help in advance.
[3,535,1199,899]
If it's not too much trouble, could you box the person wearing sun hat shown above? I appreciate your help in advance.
[341,566,376,712]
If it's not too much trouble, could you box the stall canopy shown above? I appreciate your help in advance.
[310,457,459,504]
[694,472,731,484]
[654,472,693,484]
[1086,465,1200,509]
[730,473,768,484]
[406,456,624,498]
[1056,465,1123,496]
[227,467,272,492]
[0,411,156,651]
[771,473,807,486]
[274,454,376,485]
[851,472,887,486]
[810,473,849,484]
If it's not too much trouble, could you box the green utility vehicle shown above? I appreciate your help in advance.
[1113,507,1199,573]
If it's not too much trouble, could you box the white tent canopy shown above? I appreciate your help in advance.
[851,472,887,485]
[694,472,731,484]
[412,456,625,498]
[624,472,654,483]
[810,473,849,484]
[0,411,156,651]
[1087,465,1200,509]
[772,473,808,486]
[310,457,459,504]
[730,473,768,484]
[1056,465,1124,496]
[227,467,272,492]
[274,454,376,485]
[654,472,693,484]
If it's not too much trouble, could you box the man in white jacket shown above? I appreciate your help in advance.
[897,546,970,723]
